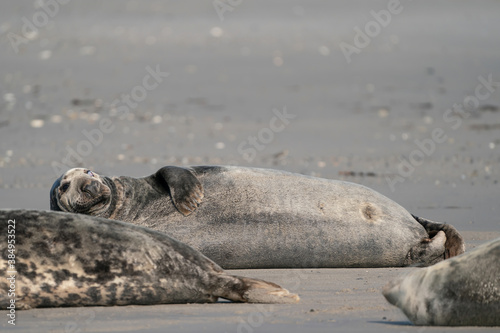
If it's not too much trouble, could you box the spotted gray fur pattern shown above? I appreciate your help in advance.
[383,237,500,326]
[0,210,298,309]
[50,166,465,269]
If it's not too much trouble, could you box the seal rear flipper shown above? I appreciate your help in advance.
[412,215,465,259]
[154,166,204,216]
[405,230,447,266]
[215,275,300,304]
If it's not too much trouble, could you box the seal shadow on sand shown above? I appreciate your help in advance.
[368,320,412,326]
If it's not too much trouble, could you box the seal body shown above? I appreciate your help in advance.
[50,166,465,269]
[0,210,298,309]
[383,237,500,326]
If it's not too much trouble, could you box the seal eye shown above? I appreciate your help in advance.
[87,170,94,177]
[60,183,70,192]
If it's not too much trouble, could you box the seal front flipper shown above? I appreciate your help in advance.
[412,214,465,259]
[404,230,447,266]
[154,166,204,216]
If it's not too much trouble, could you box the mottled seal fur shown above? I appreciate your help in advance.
[383,237,500,326]
[50,166,465,269]
[0,209,299,309]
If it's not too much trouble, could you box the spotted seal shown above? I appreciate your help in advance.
[0,209,299,309]
[50,166,465,268]
[383,237,500,326]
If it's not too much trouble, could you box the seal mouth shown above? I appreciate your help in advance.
[69,193,109,213]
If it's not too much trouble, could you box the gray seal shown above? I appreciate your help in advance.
[0,209,299,309]
[383,237,500,326]
[50,166,465,269]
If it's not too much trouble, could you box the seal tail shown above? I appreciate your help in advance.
[215,275,300,304]
[412,214,465,259]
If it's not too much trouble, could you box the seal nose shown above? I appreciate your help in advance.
[81,180,100,196]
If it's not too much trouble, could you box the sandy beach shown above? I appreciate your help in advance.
[1,1,499,331]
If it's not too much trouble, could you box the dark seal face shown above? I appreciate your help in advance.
[50,168,112,215]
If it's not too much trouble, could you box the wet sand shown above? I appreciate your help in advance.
[1,1,499,331]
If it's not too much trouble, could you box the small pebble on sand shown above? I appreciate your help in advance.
[273,56,284,67]
[318,46,330,56]
[80,46,96,56]
[210,27,223,38]
[30,119,45,128]
[3,93,15,103]
[152,115,162,124]
[378,108,389,118]
[39,50,52,60]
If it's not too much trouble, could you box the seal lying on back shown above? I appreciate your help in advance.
[50,166,465,269]
[383,237,500,326]
[0,209,298,309]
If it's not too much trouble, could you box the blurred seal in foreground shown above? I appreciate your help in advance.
[51,166,465,268]
[383,237,500,326]
[0,209,299,309]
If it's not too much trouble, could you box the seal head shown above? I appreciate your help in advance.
[383,237,500,326]
[50,168,112,215]
[51,166,204,217]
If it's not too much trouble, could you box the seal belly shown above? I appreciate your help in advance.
[167,166,426,268]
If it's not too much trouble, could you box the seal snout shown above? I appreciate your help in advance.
[382,277,403,306]
[81,179,100,197]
